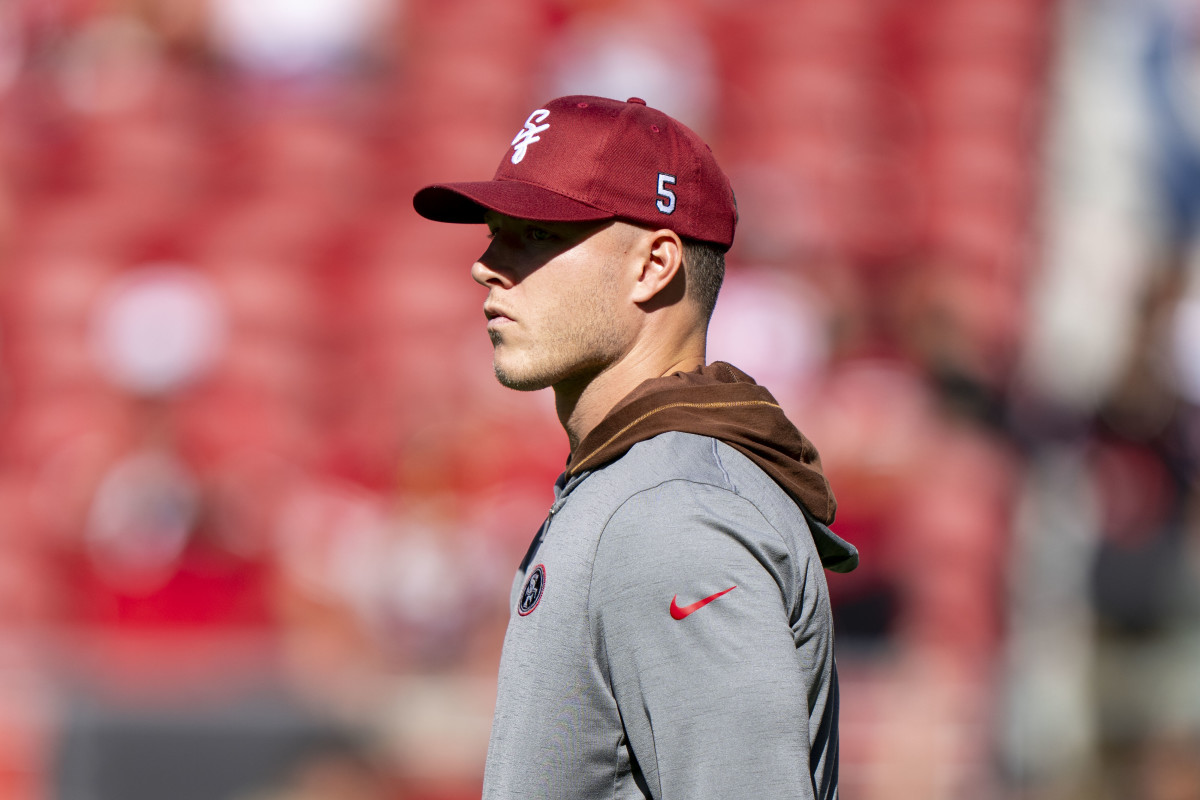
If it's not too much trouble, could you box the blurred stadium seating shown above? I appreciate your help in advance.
[0,1,1197,798]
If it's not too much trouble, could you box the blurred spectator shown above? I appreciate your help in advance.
[207,0,394,83]
[1080,276,1200,795]
[1133,729,1200,800]
[90,265,227,397]
[1008,2,1200,797]
[541,0,718,133]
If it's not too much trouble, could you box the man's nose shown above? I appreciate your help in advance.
[472,253,513,289]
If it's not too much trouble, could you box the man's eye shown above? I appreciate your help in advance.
[527,227,554,242]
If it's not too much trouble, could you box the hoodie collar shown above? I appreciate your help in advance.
[566,362,857,572]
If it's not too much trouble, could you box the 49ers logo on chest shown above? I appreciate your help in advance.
[517,564,546,616]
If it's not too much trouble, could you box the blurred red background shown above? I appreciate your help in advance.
[0,1,1198,798]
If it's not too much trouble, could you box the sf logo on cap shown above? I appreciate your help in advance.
[511,109,550,164]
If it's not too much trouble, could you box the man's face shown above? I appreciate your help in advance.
[472,212,640,392]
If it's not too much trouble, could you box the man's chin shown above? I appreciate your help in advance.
[493,363,552,392]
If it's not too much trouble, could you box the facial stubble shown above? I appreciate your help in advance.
[489,270,628,393]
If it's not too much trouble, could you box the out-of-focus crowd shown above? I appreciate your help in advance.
[0,0,1197,798]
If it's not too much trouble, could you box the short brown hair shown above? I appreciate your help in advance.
[681,236,726,320]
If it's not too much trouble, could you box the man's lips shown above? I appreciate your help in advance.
[484,304,515,327]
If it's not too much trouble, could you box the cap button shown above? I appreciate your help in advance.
[626,97,647,105]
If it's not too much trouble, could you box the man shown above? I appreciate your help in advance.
[413,95,858,800]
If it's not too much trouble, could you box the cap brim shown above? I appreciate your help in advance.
[413,180,616,225]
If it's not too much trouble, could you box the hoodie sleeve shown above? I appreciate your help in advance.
[589,477,835,800]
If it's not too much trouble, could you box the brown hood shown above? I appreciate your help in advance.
[568,363,855,570]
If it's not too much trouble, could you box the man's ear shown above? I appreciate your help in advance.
[630,229,685,307]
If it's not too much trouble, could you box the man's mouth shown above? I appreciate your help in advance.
[484,304,515,328]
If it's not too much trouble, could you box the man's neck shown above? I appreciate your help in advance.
[555,350,706,452]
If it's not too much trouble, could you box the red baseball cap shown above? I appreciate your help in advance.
[413,95,737,250]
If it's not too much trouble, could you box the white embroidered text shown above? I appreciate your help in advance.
[511,109,551,164]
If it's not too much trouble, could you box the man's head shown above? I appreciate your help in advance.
[413,95,735,392]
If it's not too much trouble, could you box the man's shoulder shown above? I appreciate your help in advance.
[556,432,727,519]
[586,433,827,608]
[589,430,731,491]
[578,431,793,515]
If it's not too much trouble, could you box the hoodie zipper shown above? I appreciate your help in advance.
[516,474,578,574]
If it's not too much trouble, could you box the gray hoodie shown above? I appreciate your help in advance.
[482,363,858,800]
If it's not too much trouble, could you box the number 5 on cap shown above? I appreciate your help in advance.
[656,173,676,214]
